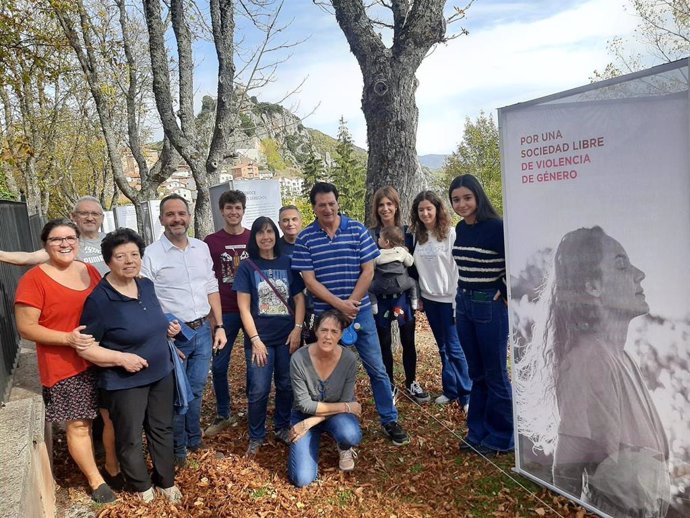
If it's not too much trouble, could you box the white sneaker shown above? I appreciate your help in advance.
[407,380,431,404]
[338,447,357,471]
[156,485,183,504]
[372,303,379,315]
[139,487,155,503]
[391,386,399,405]
[435,394,452,405]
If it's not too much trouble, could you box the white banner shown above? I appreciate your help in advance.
[502,91,690,517]
[112,201,164,242]
[233,179,282,230]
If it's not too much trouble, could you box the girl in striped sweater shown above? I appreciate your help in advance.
[449,174,514,456]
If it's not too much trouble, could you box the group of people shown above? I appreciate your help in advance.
[4,173,515,502]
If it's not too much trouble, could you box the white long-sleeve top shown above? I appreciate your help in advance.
[413,227,458,304]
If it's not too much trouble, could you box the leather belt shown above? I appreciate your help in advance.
[185,317,206,330]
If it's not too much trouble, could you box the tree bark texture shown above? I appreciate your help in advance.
[144,0,237,238]
[53,0,174,239]
[206,0,236,185]
[329,0,447,222]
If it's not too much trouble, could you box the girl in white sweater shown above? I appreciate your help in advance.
[410,191,471,408]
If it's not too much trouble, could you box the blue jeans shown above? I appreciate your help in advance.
[455,289,513,451]
[351,307,398,425]
[422,298,471,403]
[288,411,361,487]
[173,321,212,457]
[244,339,293,441]
[210,313,244,419]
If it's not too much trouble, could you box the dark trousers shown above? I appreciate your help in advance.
[377,316,417,388]
[106,372,175,492]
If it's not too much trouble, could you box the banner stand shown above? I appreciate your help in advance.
[500,58,690,518]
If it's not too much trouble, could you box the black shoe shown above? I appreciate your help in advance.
[459,438,479,452]
[187,441,206,453]
[174,456,187,469]
[92,483,116,504]
[473,445,499,458]
[382,422,410,446]
[101,469,125,491]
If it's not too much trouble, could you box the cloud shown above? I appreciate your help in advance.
[197,0,638,155]
[415,0,639,152]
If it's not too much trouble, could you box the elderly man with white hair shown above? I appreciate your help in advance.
[0,196,109,274]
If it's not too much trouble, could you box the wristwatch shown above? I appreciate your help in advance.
[214,324,225,330]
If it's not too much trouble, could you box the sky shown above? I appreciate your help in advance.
[193,0,640,155]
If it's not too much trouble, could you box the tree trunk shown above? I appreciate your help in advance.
[329,0,447,223]
[143,0,236,238]
[23,155,42,216]
[361,65,422,223]
[53,0,174,237]
[203,0,236,237]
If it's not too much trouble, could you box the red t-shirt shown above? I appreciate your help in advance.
[15,263,101,387]
[204,228,250,313]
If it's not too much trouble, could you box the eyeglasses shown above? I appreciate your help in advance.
[74,211,103,218]
[47,236,78,246]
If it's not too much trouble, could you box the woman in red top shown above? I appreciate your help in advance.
[15,219,117,503]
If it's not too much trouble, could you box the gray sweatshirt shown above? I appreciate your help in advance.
[290,345,358,415]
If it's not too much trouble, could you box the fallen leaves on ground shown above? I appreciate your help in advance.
[54,314,595,518]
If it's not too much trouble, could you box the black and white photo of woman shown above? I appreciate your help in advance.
[516,226,670,518]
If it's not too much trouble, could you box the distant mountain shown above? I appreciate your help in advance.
[418,154,449,170]
[193,94,449,178]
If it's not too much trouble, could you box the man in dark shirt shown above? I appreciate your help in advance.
[278,205,302,258]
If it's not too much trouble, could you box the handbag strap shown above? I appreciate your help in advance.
[245,258,294,316]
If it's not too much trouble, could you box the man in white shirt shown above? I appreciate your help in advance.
[141,194,227,466]
[0,196,109,274]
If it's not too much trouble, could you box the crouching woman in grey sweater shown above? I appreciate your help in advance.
[288,310,361,487]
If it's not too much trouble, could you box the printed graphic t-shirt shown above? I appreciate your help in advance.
[233,255,304,346]
[79,233,108,275]
[204,228,250,313]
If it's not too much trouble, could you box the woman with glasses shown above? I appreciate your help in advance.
[14,219,118,503]
[0,196,108,274]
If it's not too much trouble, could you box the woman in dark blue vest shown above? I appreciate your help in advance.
[80,228,182,502]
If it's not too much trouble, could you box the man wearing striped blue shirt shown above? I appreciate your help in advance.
[292,182,410,446]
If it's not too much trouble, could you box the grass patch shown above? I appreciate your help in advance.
[250,486,276,499]
[335,489,354,507]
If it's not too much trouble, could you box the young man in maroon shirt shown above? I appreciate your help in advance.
[203,190,250,436]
